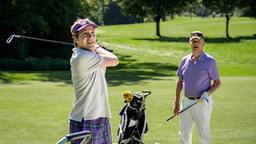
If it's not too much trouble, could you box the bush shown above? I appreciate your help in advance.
[0,57,69,70]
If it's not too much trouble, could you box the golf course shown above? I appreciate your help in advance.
[0,17,256,144]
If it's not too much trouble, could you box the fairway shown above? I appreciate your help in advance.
[0,17,256,144]
[0,74,256,144]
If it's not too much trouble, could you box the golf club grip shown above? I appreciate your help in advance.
[166,115,176,121]
[166,102,197,122]
[66,131,91,141]
[180,102,197,113]
[98,44,113,52]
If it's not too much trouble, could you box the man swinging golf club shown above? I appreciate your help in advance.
[172,31,220,144]
[69,18,119,144]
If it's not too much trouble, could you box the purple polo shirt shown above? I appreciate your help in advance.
[177,52,219,97]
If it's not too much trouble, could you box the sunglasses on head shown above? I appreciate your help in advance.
[190,32,203,38]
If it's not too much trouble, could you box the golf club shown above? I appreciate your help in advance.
[6,34,73,46]
[6,34,113,52]
[166,102,197,121]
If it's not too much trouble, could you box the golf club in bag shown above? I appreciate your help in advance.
[117,90,151,144]
[56,130,91,144]
[6,34,113,52]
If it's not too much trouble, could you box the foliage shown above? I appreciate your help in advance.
[104,1,139,25]
[202,0,239,17]
[78,0,107,25]
[237,0,256,18]
[0,0,80,59]
[0,57,69,70]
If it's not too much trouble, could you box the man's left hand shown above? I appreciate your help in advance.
[198,91,209,103]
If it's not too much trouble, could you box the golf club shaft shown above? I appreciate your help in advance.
[166,102,197,121]
[6,34,73,46]
[6,34,113,52]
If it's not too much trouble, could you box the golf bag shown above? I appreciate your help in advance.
[117,90,151,144]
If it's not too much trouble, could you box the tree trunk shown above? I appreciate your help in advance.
[156,15,161,37]
[190,9,192,19]
[100,0,105,25]
[225,15,230,39]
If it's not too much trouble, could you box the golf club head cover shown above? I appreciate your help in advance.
[122,90,134,103]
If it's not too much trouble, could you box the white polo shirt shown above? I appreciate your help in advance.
[69,48,111,121]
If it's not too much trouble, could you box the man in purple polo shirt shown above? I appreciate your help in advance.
[173,31,221,144]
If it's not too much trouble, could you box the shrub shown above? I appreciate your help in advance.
[0,57,69,70]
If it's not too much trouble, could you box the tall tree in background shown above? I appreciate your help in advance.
[248,0,256,18]
[118,0,191,37]
[202,0,241,38]
[238,0,256,18]
[79,0,110,25]
[104,1,139,25]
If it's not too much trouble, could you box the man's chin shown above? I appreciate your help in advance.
[88,44,96,48]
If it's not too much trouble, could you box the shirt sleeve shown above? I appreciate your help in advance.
[82,52,103,74]
[71,50,103,76]
[176,58,186,79]
[209,59,220,80]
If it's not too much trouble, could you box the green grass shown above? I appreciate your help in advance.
[0,17,256,144]
[1,74,256,144]
[98,17,256,76]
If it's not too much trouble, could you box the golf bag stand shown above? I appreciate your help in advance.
[117,90,151,144]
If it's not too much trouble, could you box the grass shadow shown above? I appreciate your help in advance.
[0,73,12,83]
[0,53,178,85]
[0,71,72,85]
[106,53,177,86]
[132,35,256,43]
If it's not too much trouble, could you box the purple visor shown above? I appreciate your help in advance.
[72,19,97,32]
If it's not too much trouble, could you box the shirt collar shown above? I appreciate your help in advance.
[189,52,206,61]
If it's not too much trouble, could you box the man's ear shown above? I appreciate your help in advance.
[202,40,205,47]
[74,38,78,45]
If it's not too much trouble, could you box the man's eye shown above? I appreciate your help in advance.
[82,33,89,37]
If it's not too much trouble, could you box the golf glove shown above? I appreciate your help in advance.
[199,91,209,103]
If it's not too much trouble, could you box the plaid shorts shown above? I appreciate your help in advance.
[69,117,112,144]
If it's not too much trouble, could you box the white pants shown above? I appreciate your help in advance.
[180,96,213,144]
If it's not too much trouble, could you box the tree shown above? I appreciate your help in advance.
[0,0,82,59]
[104,1,139,25]
[202,0,241,38]
[238,0,256,18]
[118,0,193,37]
[79,0,104,25]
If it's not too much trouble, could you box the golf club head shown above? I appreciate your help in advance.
[6,35,15,44]
[6,34,21,44]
